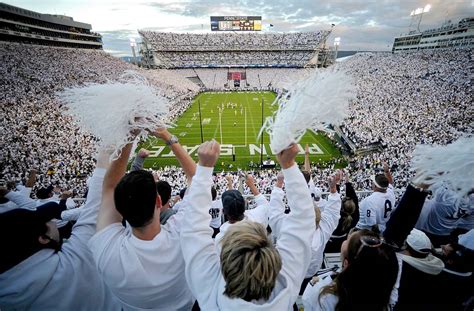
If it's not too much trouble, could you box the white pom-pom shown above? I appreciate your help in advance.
[58,71,170,159]
[260,69,356,154]
[411,136,474,197]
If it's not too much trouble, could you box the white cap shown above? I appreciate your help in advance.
[458,229,474,251]
[407,228,432,253]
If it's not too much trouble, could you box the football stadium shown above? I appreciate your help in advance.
[0,1,473,310]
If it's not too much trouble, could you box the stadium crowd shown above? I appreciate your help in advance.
[140,31,326,51]
[140,31,326,68]
[0,43,198,196]
[0,40,473,310]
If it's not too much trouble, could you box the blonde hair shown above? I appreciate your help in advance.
[220,220,282,301]
[341,198,356,231]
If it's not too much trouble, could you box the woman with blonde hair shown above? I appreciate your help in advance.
[181,141,315,310]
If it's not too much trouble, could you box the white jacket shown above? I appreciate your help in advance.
[0,168,120,310]
[269,188,341,278]
[180,164,315,310]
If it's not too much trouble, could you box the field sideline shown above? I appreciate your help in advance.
[139,91,343,170]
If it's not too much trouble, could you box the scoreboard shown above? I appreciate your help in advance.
[210,16,262,31]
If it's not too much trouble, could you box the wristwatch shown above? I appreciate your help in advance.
[165,135,179,146]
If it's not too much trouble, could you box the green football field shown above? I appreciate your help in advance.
[139,91,343,171]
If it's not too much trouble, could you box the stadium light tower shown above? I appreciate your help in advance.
[129,38,137,65]
[334,37,341,61]
[409,4,431,32]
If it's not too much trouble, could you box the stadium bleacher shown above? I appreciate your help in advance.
[139,31,329,68]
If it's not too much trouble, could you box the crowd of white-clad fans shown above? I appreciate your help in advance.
[140,31,326,51]
[140,31,326,67]
[1,43,472,198]
[0,41,472,310]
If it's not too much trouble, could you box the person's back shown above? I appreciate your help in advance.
[90,217,193,310]
[434,268,473,311]
[395,258,444,310]
[89,133,196,310]
[180,142,315,310]
[357,174,395,233]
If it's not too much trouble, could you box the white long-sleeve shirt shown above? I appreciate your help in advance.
[0,168,120,310]
[180,164,315,310]
[88,188,194,310]
[307,194,341,278]
[269,188,341,278]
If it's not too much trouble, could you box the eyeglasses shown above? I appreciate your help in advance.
[355,235,384,259]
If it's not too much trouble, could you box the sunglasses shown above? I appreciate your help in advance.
[355,235,384,258]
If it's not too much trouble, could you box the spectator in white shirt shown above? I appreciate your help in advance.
[356,164,396,233]
[180,141,315,310]
[0,149,120,310]
[89,128,196,311]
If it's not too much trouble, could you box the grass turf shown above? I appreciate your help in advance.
[139,91,343,171]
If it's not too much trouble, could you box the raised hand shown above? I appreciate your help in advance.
[138,148,151,158]
[245,174,255,187]
[276,144,299,169]
[151,127,172,142]
[198,140,220,168]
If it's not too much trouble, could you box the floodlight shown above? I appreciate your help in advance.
[410,10,415,16]
[415,7,423,15]
[130,38,136,43]
[423,4,431,13]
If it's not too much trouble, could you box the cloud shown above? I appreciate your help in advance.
[7,0,471,55]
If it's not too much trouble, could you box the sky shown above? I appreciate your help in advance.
[4,0,473,57]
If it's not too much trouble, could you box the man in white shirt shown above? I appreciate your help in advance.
[209,186,222,238]
[0,150,119,310]
[356,164,395,233]
[89,128,196,311]
[214,173,269,248]
[180,141,315,310]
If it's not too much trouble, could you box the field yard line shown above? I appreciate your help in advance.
[245,93,257,139]
[211,92,230,139]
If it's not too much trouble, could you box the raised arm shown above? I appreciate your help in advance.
[383,162,393,185]
[384,180,430,248]
[268,172,286,238]
[96,144,132,232]
[70,148,111,241]
[1,188,37,211]
[318,173,342,243]
[245,173,269,226]
[225,174,234,190]
[25,168,37,188]
[245,173,260,196]
[304,144,311,173]
[152,128,196,183]
[130,148,150,172]
[275,144,315,301]
[180,140,221,310]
